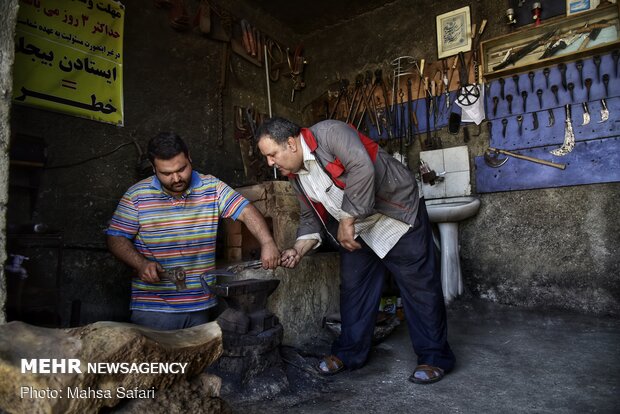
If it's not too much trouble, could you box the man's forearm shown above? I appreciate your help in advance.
[107,235,148,271]
[238,204,277,247]
[293,238,319,257]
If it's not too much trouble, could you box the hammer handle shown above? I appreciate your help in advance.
[489,147,566,170]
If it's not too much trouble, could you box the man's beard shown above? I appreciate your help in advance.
[163,180,188,194]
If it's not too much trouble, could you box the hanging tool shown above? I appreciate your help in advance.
[599,99,609,122]
[585,78,592,101]
[513,75,521,95]
[391,56,416,116]
[456,51,480,106]
[359,70,381,133]
[399,89,405,152]
[582,102,590,125]
[469,18,487,87]
[431,80,442,149]
[547,109,555,127]
[287,44,306,102]
[576,60,584,88]
[506,94,513,114]
[603,74,609,97]
[499,77,505,100]
[558,63,567,91]
[550,104,575,156]
[543,68,550,89]
[517,115,523,135]
[502,118,508,138]
[528,72,535,93]
[240,20,252,55]
[485,147,566,170]
[266,39,284,81]
[532,111,539,130]
[568,83,575,103]
[367,77,381,134]
[328,79,350,120]
[433,69,444,111]
[441,59,450,110]
[433,80,440,119]
[551,85,559,104]
[424,79,433,149]
[406,77,416,145]
[444,55,459,110]
[537,89,543,109]
[492,96,499,116]
[349,73,365,124]
[522,90,528,112]
[376,69,394,139]
[593,55,601,82]
[345,75,363,123]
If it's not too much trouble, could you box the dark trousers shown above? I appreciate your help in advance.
[130,310,209,330]
[332,202,456,371]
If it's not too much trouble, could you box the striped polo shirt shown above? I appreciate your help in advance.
[106,171,249,313]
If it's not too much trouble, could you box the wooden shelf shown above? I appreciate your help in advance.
[481,3,620,80]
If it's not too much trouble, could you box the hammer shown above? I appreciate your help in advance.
[485,147,566,170]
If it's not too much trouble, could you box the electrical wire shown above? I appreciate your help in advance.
[45,142,136,169]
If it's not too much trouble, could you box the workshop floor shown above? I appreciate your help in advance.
[232,299,620,414]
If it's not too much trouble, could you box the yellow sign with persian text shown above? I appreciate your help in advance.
[13,0,124,125]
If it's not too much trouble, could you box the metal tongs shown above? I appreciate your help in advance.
[225,259,264,273]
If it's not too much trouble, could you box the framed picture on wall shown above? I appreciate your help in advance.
[436,6,472,59]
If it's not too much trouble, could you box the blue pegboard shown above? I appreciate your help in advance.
[477,51,620,192]
[475,137,620,192]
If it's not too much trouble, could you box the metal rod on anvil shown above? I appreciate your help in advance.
[264,44,276,179]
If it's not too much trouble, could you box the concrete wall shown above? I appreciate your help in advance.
[0,1,20,325]
[297,0,620,315]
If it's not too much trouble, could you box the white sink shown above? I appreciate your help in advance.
[426,196,481,223]
[425,196,481,303]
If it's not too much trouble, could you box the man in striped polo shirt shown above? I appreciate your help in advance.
[107,132,279,330]
[257,117,455,385]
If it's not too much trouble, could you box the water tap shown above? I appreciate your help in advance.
[5,254,29,279]
[419,161,445,186]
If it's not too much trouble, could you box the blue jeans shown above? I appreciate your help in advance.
[130,310,209,330]
[333,202,456,371]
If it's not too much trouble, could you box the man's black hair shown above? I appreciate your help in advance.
[255,117,301,145]
[147,132,189,163]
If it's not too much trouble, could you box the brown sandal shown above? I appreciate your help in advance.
[409,364,445,384]
[317,355,345,375]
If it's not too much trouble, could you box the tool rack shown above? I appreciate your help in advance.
[473,4,620,192]
[476,51,620,192]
